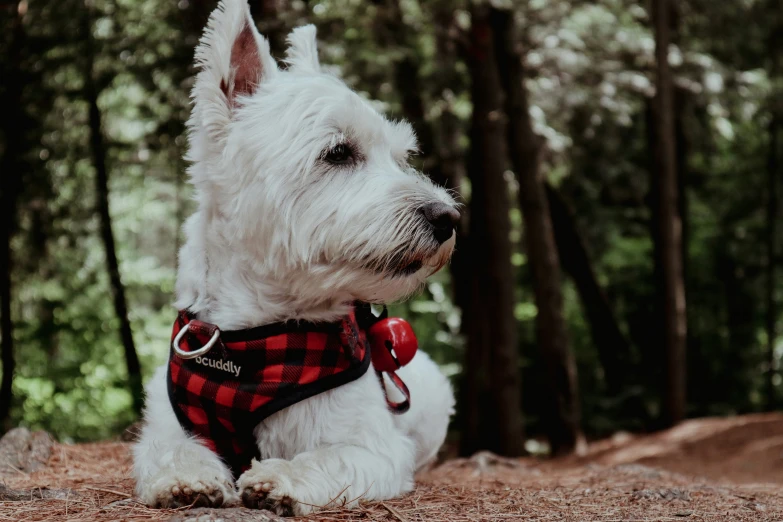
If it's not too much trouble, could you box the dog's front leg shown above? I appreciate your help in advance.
[133,366,238,508]
[236,438,415,516]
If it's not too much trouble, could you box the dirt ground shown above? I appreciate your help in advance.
[2,413,783,521]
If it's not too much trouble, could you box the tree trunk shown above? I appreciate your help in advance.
[766,117,779,408]
[675,89,689,297]
[0,8,26,432]
[492,7,581,455]
[652,0,687,427]
[545,184,633,396]
[459,3,524,457]
[0,138,18,435]
[83,17,144,416]
[766,51,780,409]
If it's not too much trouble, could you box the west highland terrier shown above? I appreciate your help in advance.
[132,0,459,516]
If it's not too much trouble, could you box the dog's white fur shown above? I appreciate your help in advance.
[132,0,457,516]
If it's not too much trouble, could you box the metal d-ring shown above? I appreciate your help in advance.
[172,323,221,359]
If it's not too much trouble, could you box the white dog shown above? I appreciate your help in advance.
[132,0,458,516]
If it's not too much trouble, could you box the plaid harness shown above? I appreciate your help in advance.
[167,306,409,478]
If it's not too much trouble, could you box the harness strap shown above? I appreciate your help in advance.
[167,305,415,477]
[377,370,411,413]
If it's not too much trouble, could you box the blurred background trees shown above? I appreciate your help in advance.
[0,0,780,456]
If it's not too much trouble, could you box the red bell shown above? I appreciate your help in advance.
[368,317,418,373]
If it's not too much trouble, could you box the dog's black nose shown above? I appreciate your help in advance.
[421,202,460,244]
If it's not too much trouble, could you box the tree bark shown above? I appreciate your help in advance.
[459,4,524,457]
[766,128,779,407]
[83,16,144,415]
[675,89,689,295]
[545,184,633,396]
[0,121,18,435]
[0,6,26,432]
[652,0,687,427]
[492,7,581,455]
[765,43,780,409]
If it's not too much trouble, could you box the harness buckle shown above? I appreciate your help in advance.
[172,322,221,359]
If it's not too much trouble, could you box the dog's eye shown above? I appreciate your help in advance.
[324,144,353,165]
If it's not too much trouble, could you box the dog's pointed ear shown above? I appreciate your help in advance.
[194,0,278,112]
[285,25,321,73]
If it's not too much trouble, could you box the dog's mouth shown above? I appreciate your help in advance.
[361,244,453,278]
[357,248,427,277]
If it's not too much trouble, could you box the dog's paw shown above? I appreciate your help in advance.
[236,460,313,516]
[239,481,297,516]
[144,470,237,509]
[155,481,226,509]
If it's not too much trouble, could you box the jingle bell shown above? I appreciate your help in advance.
[367,317,418,373]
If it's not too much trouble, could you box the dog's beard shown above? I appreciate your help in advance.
[378,250,426,277]
[359,231,455,280]
[357,239,454,304]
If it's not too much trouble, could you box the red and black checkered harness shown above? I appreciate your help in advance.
[167,309,372,478]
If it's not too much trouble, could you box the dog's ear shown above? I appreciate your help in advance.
[285,25,321,73]
[193,0,278,113]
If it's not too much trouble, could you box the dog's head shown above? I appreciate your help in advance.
[184,0,458,312]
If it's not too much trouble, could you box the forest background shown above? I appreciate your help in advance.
[1,0,781,459]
